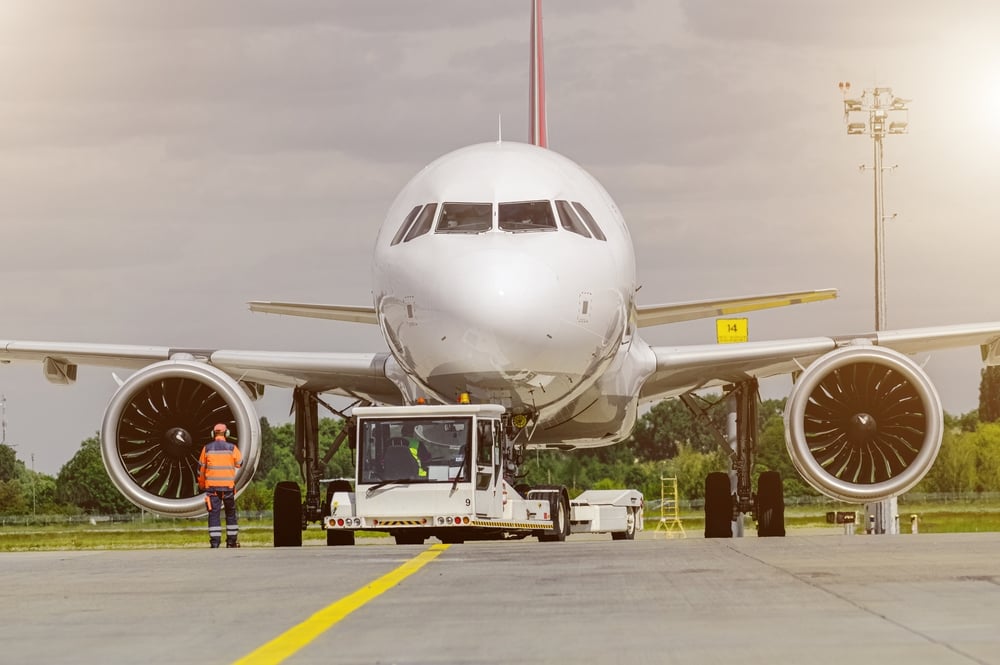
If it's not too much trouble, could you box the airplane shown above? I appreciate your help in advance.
[3,0,1000,540]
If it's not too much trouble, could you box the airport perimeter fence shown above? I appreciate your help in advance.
[0,511,274,528]
[4,492,1000,527]
[642,491,1000,515]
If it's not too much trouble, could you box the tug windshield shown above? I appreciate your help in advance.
[358,417,472,484]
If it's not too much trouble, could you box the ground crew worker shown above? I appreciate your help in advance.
[402,422,430,478]
[198,423,243,548]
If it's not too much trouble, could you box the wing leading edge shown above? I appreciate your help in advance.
[637,288,837,327]
[639,321,1000,401]
[0,340,401,404]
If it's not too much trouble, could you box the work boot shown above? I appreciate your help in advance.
[210,539,221,549]
[226,541,240,548]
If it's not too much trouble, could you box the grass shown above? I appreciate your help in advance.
[0,519,387,551]
[645,502,1000,535]
[3,503,1000,551]
[894,507,1000,534]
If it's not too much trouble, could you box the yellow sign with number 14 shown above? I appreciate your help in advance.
[716,318,748,344]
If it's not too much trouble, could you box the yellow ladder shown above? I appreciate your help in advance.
[654,476,686,539]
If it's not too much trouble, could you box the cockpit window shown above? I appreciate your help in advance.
[436,202,492,234]
[402,203,438,242]
[391,205,423,246]
[555,200,592,238]
[498,200,557,232]
[571,202,607,241]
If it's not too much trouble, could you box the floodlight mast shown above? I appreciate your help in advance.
[839,82,909,331]
[839,83,910,536]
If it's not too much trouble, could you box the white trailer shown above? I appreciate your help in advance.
[323,404,643,545]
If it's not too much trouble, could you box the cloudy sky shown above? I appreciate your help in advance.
[3,0,1000,475]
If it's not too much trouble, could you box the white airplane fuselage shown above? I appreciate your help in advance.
[373,141,650,447]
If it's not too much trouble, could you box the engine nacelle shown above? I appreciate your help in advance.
[100,360,262,517]
[784,344,943,503]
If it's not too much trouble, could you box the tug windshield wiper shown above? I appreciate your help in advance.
[365,478,426,497]
[451,441,472,494]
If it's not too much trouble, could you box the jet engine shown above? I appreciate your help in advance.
[784,345,943,503]
[100,360,262,517]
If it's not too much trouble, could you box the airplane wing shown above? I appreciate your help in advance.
[209,349,400,403]
[248,301,379,324]
[0,341,402,404]
[639,321,1000,400]
[636,289,837,327]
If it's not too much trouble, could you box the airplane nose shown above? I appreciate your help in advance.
[380,237,623,389]
[444,249,559,346]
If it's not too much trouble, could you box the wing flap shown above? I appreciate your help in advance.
[636,289,837,328]
[248,301,378,325]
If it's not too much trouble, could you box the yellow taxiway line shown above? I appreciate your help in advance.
[233,543,450,665]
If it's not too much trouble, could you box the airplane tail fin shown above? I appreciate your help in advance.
[529,0,548,147]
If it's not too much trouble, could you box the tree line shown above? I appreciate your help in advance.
[0,418,354,517]
[5,366,1000,516]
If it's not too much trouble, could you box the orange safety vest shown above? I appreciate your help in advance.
[198,437,243,490]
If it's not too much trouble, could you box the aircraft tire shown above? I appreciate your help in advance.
[704,472,733,538]
[539,490,569,542]
[756,470,786,537]
[558,493,570,540]
[273,481,303,547]
[612,507,637,540]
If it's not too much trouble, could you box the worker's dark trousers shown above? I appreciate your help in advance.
[206,489,238,548]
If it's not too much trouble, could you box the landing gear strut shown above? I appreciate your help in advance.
[729,379,757,527]
[296,387,323,525]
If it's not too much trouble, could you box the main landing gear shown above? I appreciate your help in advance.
[273,388,361,547]
[685,378,785,538]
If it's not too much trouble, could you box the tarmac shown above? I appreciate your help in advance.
[1,529,999,664]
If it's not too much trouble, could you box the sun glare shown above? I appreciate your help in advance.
[948,38,1000,142]
[978,69,1000,132]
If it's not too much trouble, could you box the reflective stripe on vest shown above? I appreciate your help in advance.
[408,438,427,478]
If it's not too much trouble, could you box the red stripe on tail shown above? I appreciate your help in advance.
[529,0,548,148]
